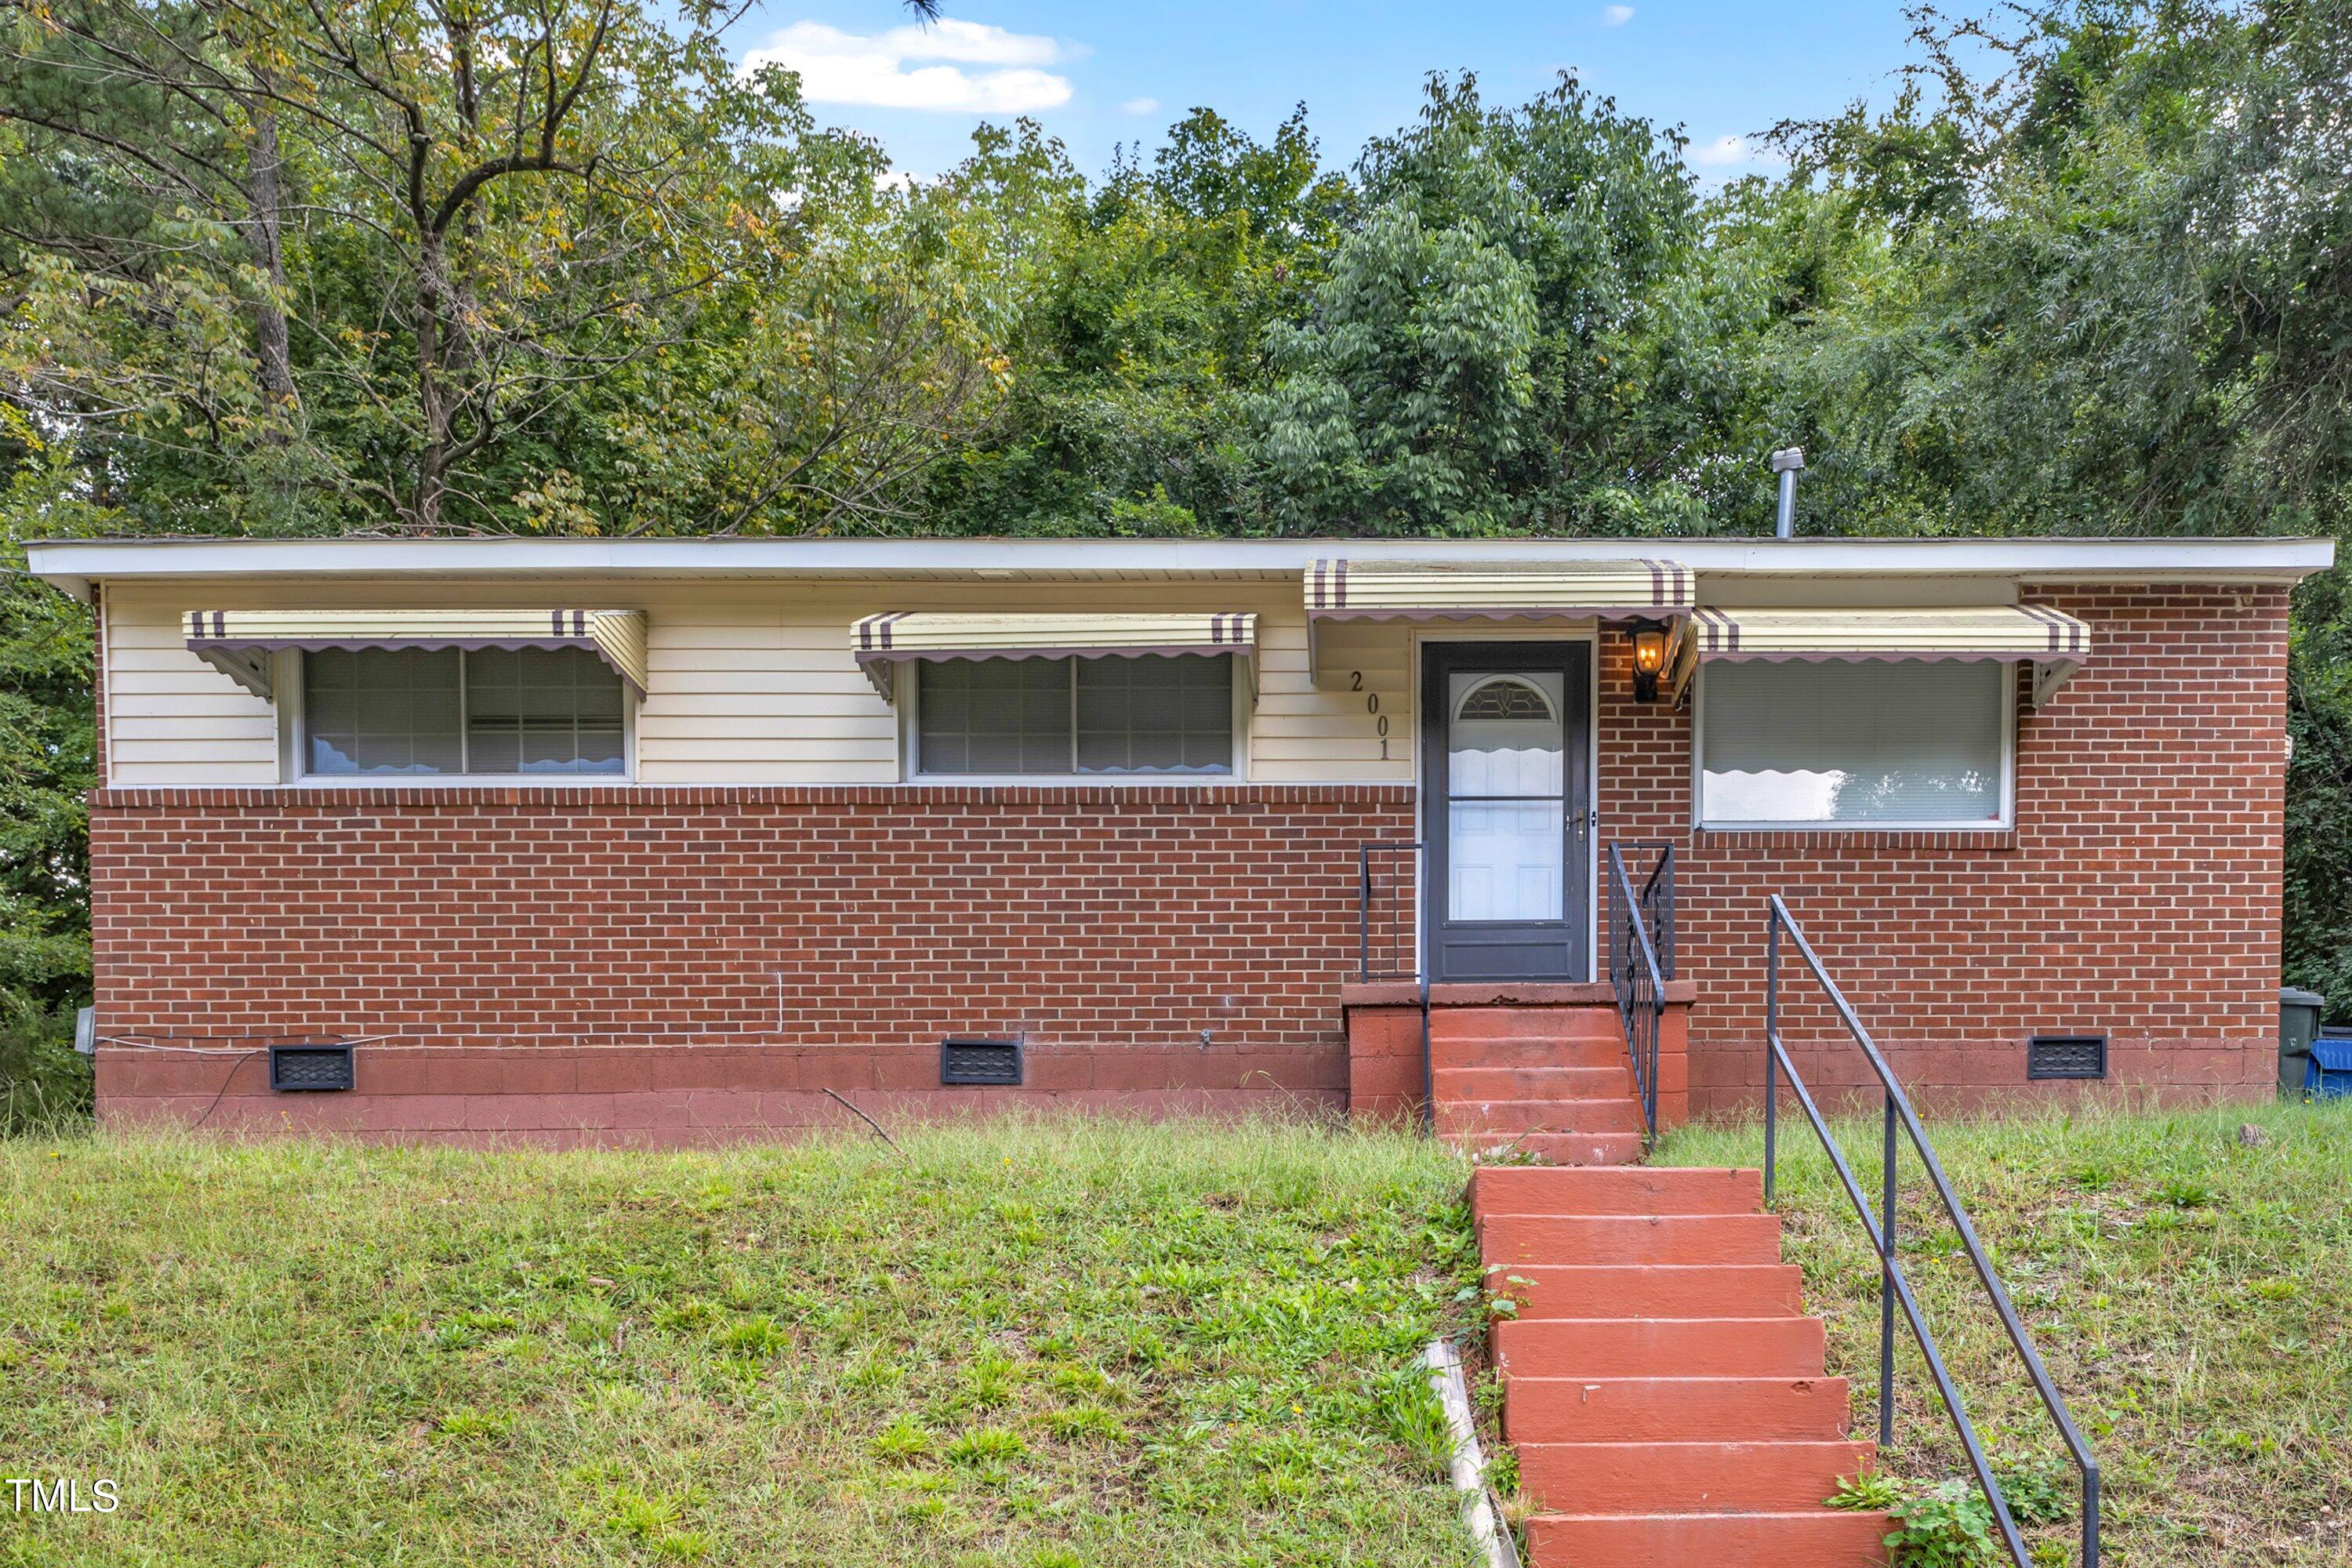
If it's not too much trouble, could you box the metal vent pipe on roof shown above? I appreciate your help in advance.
[1771,446,1806,538]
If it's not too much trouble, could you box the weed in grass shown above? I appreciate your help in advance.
[709,1313,790,1359]
[430,1406,510,1443]
[946,1425,1029,1465]
[1040,1404,1129,1443]
[1828,1468,1901,1512]
[872,1415,934,1461]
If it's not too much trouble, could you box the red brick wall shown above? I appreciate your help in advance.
[1596,586,2288,1113]
[89,784,1412,1139]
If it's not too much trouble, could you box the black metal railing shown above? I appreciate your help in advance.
[1357,841,1433,1134]
[1606,841,1675,1138]
[1357,841,1420,983]
[1765,895,2100,1568]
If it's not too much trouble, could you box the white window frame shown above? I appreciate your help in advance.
[1691,659,2016,833]
[281,647,637,786]
[902,655,1250,784]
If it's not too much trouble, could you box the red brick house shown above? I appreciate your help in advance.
[28,534,2329,1145]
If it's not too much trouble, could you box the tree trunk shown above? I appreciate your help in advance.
[413,231,450,533]
[245,102,296,412]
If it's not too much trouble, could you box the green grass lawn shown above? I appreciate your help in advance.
[0,1121,1483,1567]
[1656,1100,2352,1567]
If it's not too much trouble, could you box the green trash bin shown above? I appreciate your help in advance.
[2281,986,2326,1097]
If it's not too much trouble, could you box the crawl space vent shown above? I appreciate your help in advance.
[269,1044,356,1092]
[2027,1035,2107,1081]
[940,1037,1022,1087]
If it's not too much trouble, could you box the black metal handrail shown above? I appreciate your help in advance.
[1356,841,1433,1134]
[1357,841,1420,984]
[1606,841,1675,1138]
[1765,895,2100,1568]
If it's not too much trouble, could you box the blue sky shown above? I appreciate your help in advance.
[731,2,1923,183]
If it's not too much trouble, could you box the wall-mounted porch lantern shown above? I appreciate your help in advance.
[1628,620,1671,702]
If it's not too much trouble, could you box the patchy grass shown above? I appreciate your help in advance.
[1657,1101,2352,1566]
[0,1120,1484,1566]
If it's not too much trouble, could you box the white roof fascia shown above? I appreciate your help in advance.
[24,534,2338,601]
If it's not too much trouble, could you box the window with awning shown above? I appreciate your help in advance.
[1685,604,2090,830]
[850,612,1258,703]
[1672,604,2089,707]
[183,609,649,699]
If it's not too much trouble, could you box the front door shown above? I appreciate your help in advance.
[1421,641,1592,982]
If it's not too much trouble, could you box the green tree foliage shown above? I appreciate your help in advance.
[1257,74,1773,535]
[1751,0,2352,539]
[0,491,95,1127]
[915,107,1349,536]
[0,0,1016,536]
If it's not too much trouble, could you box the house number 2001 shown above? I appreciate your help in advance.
[1351,672,1391,759]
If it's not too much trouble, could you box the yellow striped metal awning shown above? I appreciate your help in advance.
[1671,604,2089,705]
[184,609,649,699]
[851,612,1258,702]
[1305,558,1694,620]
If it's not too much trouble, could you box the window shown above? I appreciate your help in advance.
[303,647,626,777]
[1698,661,2008,828]
[915,655,1234,776]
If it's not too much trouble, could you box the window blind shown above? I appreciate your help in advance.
[1700,661,2005,825]
[916,655,1234,776]
[303,647,625,777]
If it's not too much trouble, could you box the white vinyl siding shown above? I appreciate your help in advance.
[1697,660,2011,829]
[97,580,1416,786]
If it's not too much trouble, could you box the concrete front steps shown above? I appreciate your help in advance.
[1431,1003,1650,1167]
[1474,1164,1889,1568]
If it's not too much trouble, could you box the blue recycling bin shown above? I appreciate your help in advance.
[2307,1035,2352,1099]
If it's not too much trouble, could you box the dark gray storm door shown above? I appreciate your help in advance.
[1420,641,1592,982]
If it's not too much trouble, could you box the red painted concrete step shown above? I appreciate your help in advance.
[1495,1316,1828,1378]
[1428,1006,1623,1042]
[1438,1096,1648,1138]
[1525,1508,1892,1568]
[1431,1044,1630,1078]
[1504,1376,1854,1444]
[1489,1262,1806,1319]
[1472,1164,1763,1214]
[1432,1065,1634,1101]
[1472,1156,1883,1566]
[1446,1131,1647,1167]
[1479,1211,1788,1266]
[1519,1439,1876,1513]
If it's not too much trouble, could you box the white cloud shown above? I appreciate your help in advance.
[1602,5,1635,24]
[1121,96,1160,117]
[744,17,1075,114]
[1688,133,1784,169]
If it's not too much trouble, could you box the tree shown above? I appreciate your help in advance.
[0,0,1007,535]
[1254,73,1773,535]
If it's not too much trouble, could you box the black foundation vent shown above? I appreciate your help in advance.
[2027,1035,2107,1081]
[941,1037,1022,1087]
[270,1044,356,1092]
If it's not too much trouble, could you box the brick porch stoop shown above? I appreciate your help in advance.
[1431,1003,1890,1566]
